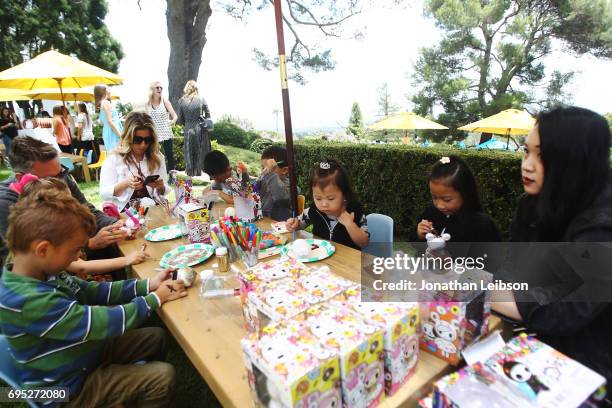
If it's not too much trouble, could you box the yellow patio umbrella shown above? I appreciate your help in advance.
[0,50,123,105]
[369,111,448,143]
[26,86,120,103]
[458,108,535,149]
[369,111,449,130]
[0,88,31,102]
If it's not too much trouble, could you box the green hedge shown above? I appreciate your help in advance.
[291,142,524,238]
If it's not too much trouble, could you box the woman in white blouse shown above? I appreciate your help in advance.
[100,111,168,211]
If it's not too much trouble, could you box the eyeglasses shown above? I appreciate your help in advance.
[155,86,163,90]
[133,136,153,145]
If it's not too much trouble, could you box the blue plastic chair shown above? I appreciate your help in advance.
[364,213,394,258]
[59,156,75,173]
[0,336,38,407]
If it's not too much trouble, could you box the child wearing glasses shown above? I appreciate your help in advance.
[99,112,169,211]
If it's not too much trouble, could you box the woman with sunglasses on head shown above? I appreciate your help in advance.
[99,112,168,211]
[146,81,177,171]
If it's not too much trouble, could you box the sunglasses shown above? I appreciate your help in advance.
[155,86,163,90]
[133,136,153,145]
[55,165,70,179]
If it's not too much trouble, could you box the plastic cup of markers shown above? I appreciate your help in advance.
[241,245,259,268]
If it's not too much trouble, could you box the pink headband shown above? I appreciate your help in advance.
[9,174,39,194]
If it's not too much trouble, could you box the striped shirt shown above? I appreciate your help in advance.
[0,267,160,404]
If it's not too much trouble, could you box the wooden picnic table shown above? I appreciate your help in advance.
[60,152,91,182]
[118,205,502,408]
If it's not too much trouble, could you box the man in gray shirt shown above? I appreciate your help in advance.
[256,146,294,221]
[0,136,126,272]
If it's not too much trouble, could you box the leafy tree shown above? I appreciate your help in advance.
[0,0,123,72]
[346,101,364,139]
[411,0,612,141]
[604,113,612,133]
[160,0,369,103]
[376,82,399,118]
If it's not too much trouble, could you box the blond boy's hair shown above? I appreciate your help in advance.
[7,186,96,253]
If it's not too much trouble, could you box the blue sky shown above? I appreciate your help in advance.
[106,0,611,132]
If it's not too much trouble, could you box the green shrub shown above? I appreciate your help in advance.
[250,138,274,153]
[290,142,523,238]
[210,121,260,149]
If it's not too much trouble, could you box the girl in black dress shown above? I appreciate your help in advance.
[410,155,502,245]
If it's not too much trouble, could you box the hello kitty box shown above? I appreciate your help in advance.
[335,287,420,396]
[241,261,356,336]
[241,319,342,408]
[297,303,386,408]
[295,265,356,301]
[432,334,607,408]
[239,259,312,333]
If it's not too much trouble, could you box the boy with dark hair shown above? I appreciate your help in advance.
[0,187,187,407]
[203,150,234,204]
[257,146,293,220]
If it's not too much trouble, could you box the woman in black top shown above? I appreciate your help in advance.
[493,106,612,389]
[0,107,20,153]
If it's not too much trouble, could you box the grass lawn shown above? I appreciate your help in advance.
[0,143,261,407]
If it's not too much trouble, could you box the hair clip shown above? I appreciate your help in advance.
[319,161,331,170]
[440,156,451,164]
[9,173,39,195]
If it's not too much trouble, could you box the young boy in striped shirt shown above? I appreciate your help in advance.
[0,186,187,407]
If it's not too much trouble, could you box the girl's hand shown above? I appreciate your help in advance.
[154,280,188,304]
[417,219,434,240]
[149,268,174,291]
[286,218,300,231]
[124,249,150,266]
[338,211,355,227]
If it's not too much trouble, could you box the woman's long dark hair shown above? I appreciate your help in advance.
[429,155,483,213]
[535,106,611,240]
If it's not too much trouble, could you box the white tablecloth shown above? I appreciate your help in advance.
[18,128,61,152]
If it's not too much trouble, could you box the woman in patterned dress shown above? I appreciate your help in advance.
[176,80,211,176]
[146,81,177,171]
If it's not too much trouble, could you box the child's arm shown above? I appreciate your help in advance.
[219,191,234,204]
[66,249,149,276]
[19,276,186,342]
[338,211,370,248]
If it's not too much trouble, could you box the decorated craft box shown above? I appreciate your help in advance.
[240,261,355,335]
[484,334,607,407]
[432,334,607,408]
[242,319,342,408]
[419,269,492,365]
[298,303,386,408]
[295,265,357,302]
[239,259,311,333]
[335,287,420,396]
[175,202,210,244]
